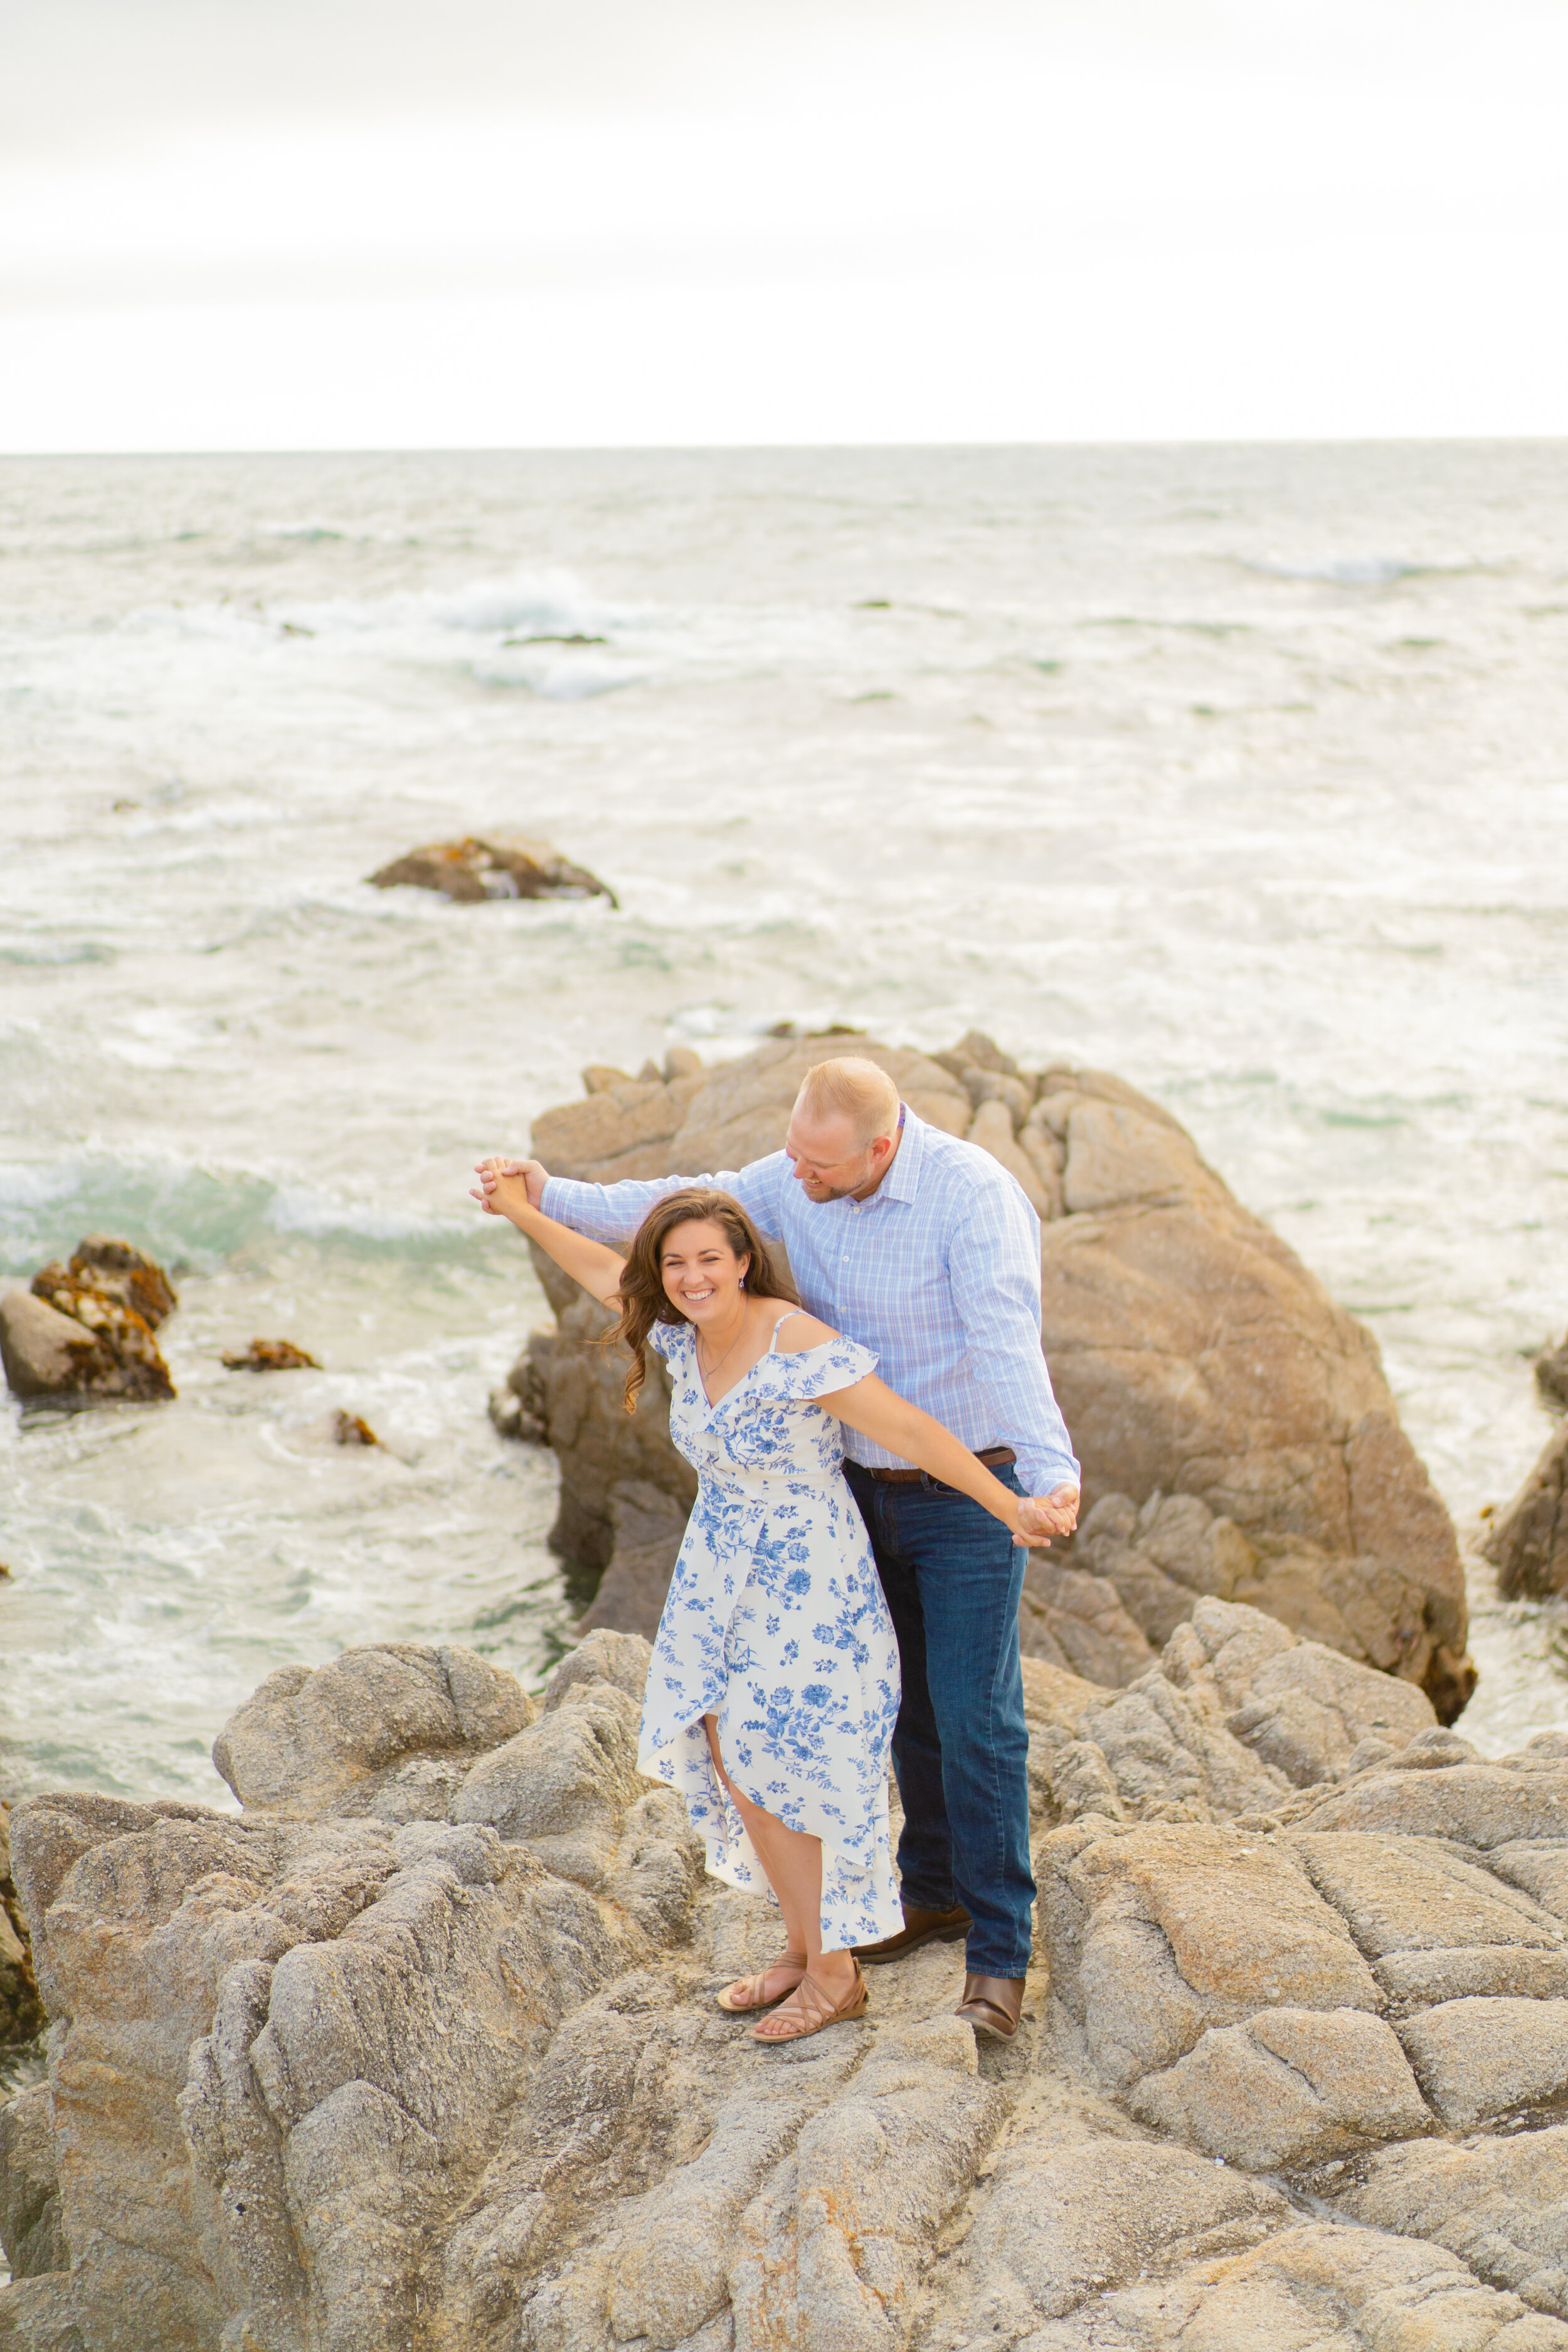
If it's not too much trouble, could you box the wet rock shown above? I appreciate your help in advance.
[331,1410,378,1446]
[516,1037,1473,1719]
[220,1337,322,1372]
[63,1237,176,1328]
[1537,1330,1568,1411]
[367,834,617,906]
[490,1333,551,1444]
[1485,1422,1568,1598]
[1,1237,177,1406]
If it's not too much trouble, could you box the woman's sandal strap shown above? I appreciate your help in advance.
[752,1961,866,2041]
[715,1955,807,2013]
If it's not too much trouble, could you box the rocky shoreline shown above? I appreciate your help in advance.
[10,1027,1568,2346]
[8,1609,1568,2350]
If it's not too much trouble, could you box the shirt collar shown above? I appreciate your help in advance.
[873,1103,924,1205]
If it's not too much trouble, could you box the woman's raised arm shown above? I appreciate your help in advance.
[816,1369,1051,1546]
[471,1159,627,1308]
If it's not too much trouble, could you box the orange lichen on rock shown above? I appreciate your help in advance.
[368,835,617,906]
[0,1238,178,1404]
[221,1339,322,1372]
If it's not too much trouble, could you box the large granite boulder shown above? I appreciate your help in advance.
[0,1238,176,1407]
[508,1034,1473,1719]
[6,1616,1568,2352]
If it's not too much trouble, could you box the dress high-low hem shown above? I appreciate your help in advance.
[638,1316,903,1949]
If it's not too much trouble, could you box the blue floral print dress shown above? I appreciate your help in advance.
[638,1313,903,1947]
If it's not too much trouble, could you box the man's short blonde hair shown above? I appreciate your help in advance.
[795,1057,902,1147]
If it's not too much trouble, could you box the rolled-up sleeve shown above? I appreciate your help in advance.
[947,1183,1080,1496]
[542,1152,792,1249]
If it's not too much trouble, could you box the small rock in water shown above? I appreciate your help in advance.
[489,1338,550,1445]
[1537,1330,1568,1409]
[0,1236,177,1405]
[332,1411,378,1446]
[221,1338,322,1372]
[66,1235,177,1328]
[1483,1420,1568,1598]
[367,834,617,907]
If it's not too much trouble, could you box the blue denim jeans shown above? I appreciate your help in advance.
[844,1460,1034,1979]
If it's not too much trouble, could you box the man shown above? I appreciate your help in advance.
[482,1056,1079,2039]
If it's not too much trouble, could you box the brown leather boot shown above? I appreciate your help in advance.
[852,1903,970,1964]
[955,1973,1025,2039]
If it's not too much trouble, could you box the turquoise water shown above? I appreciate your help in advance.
[2,443,1566,1799]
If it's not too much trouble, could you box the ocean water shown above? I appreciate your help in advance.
[1,442,1566,1806]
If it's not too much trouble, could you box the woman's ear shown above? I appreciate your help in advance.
[739,1254,751,1290]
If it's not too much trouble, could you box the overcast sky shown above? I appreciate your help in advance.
[1,0,1564,449]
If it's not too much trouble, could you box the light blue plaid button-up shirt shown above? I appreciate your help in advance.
[541,1104,1079,1497]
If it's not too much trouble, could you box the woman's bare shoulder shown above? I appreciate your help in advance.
[764,1305,839,1353]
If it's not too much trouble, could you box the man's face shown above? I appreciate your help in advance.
[783,1108,888,1202]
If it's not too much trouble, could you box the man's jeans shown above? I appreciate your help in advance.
[844,1460,1034,1979]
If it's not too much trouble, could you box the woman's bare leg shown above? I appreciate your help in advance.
[702,1715,858,2028]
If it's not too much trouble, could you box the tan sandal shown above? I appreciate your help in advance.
[715,1953,808,2013]
[751,1958,867,2042]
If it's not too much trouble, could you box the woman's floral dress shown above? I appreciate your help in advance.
[638,1313,903,1947]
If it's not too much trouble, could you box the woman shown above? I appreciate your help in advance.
[474,1168,1048,2044]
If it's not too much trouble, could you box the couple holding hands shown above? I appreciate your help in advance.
[474,1057,1079,2046]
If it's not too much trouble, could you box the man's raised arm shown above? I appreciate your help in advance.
[476,1150,791,1249]
[949,1180,1080,1518]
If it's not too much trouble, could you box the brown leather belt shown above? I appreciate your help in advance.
[859,1446,1015,1486]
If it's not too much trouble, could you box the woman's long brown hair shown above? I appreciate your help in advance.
[611,1187,798,1411]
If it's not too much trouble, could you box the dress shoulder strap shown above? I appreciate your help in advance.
[768,1308,809,1353]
